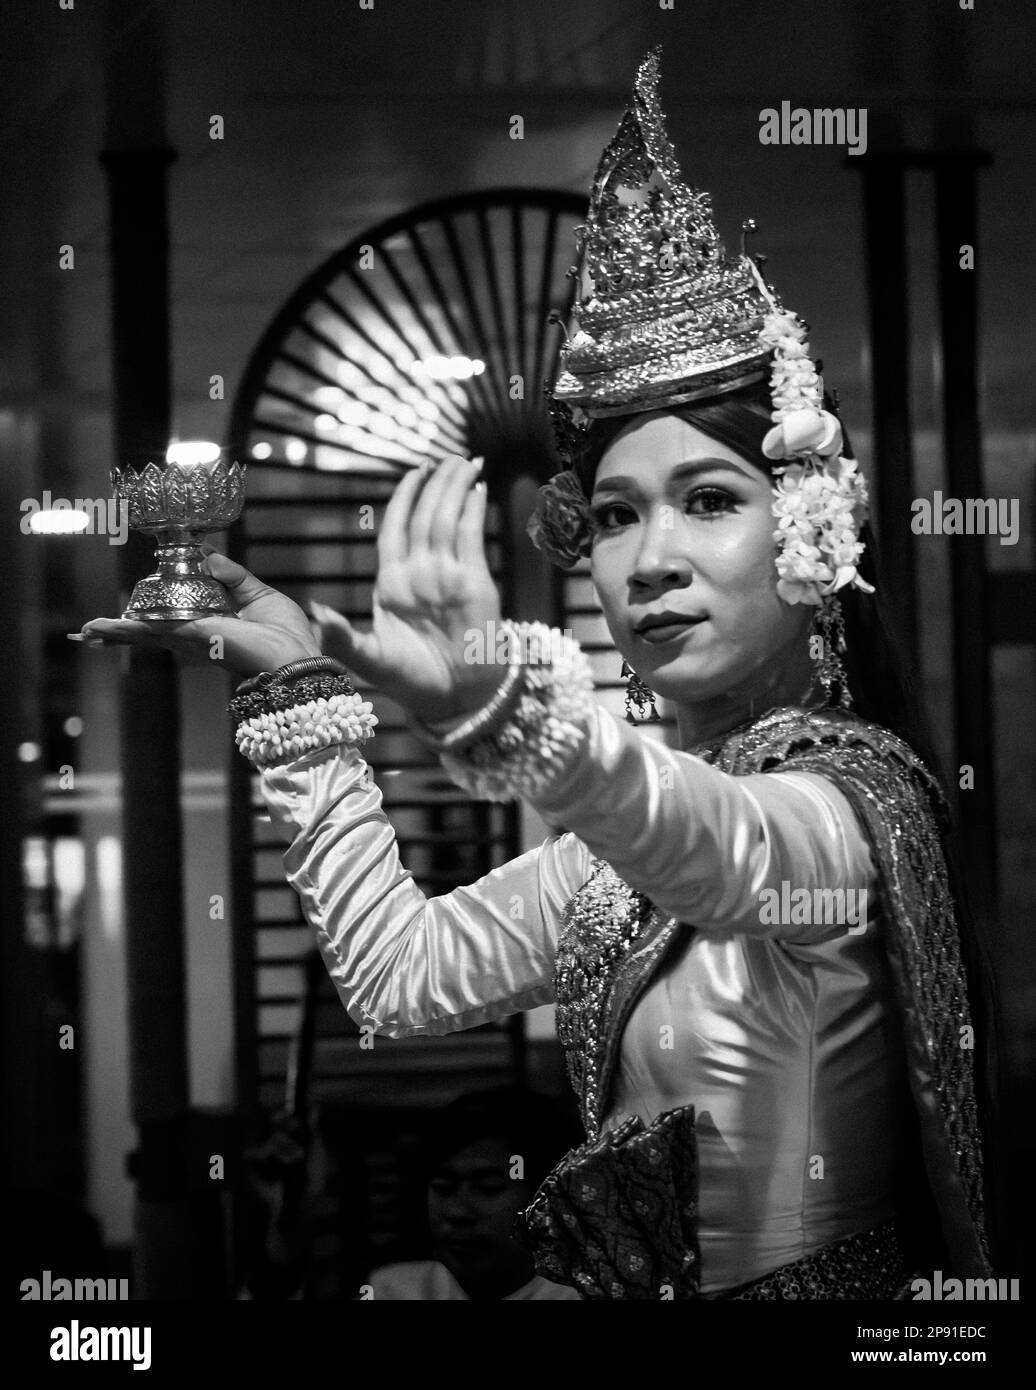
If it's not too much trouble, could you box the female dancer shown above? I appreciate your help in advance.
[76,49,994,1298]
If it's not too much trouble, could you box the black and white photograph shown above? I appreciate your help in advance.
[2,0,1032,1367]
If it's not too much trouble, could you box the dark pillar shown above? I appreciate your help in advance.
[0,420,33,1194]
[99,144,198,1298]
[934,150,997,917]
[858,153,919,663]
[99,1,224,1298]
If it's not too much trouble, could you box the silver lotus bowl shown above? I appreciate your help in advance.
[111,457,246,620]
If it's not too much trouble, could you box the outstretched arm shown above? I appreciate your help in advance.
[259,741,591,1035]
[438,683,874,943]
[73,456,589,1034]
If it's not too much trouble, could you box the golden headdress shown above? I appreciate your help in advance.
[537,46,874,616]
[551,46,778,418]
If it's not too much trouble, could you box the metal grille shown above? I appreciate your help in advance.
[224,189,588,1127]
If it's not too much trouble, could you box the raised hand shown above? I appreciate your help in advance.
[310,455,505,723]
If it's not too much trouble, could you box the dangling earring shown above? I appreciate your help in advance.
[622,660,660,722]
[810,598,852,709]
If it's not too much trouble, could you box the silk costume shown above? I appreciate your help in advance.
[256,678,990,1299]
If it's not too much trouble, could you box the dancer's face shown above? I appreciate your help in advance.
[590,410,811,709]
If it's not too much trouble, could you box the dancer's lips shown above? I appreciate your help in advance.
[634,612,705,645]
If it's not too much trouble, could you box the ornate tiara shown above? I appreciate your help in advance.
[550,45,777,419]
[536,47,874,609]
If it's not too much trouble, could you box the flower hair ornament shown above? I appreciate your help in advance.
[754,287,874,610]
[527,46,876,712]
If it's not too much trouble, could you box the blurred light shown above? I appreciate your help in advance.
[18,742,42,762]
[23,836,49,888]
[314,413,338,433]
[366,356,398,386]
[313,386,344,408]
[421,355,450,380]
[336,361,361,388]
[417,420,439,439]
[27,509,90,535]
[412,354,484,381]
[167,440,221,466]
[415,399,440,421]
[53,837,86,947]
[368,415,400,440]
[338,402,369,427]
[96,836,123,943]
[54,837,85,892]
[251,442,273,460]
[63,716,84,738]
[285,439,307,463]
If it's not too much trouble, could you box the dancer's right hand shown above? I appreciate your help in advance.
[71,549,321,677]
[71,456,506,724]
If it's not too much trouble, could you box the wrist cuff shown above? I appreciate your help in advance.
[235,692,377,767]
[439,622,595,802]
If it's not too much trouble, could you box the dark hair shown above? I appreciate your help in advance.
[422,1085,581,1192]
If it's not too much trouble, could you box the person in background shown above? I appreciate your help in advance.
[367,1087,583,1300]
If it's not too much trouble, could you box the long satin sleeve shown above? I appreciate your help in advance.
[448,694,875,944]
[258,742,592,1036]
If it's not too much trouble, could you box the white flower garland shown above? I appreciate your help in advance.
[235,692,377,766]
[440,622,596,802]
[756,305,875,607]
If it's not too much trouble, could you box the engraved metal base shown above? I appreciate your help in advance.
[123,573,233,622]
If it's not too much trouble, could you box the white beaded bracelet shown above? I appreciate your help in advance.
[235,692,378,767]
[440,622,596,802]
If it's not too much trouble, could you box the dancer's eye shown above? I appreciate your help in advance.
[685,486,739,516]
[590,501,638,531]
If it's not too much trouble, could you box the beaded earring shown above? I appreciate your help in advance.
[810,598,853,709]
[622,660,660,722]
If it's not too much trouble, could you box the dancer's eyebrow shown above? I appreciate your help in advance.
[592,459,752,495]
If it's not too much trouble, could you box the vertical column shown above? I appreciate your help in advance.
[98,143,201,1298]
[99,0,223,1296]
[0,412,34,1192]
[934,151,997,916]
[858,154,919,662]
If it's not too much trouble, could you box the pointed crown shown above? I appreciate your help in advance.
[552,47,779,418]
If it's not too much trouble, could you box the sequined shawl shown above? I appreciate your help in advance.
[553,705,991,1278]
